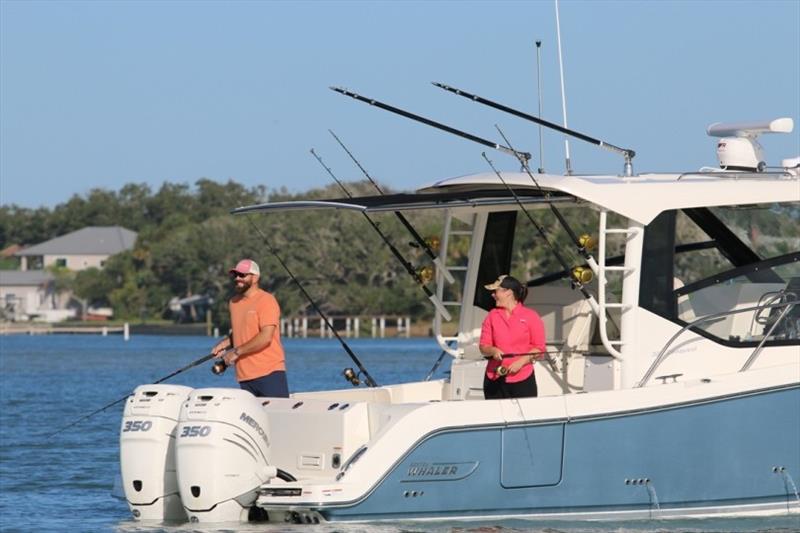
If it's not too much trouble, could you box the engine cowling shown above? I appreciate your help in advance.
[175,388,275,522]
[119,384,193,521]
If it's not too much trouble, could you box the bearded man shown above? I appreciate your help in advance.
[211,258,288,397]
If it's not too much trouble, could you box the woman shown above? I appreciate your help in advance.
[479,275,546,399]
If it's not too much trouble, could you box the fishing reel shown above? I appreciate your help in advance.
[211,348,236,375]
[496,366,509,377]
[424,236,440,254]
[211,359,228,375]
[342,367,362,387]
[578,234,597,251]
[415,265,435,284]
[571,266,594,285]
[409,236,441,254]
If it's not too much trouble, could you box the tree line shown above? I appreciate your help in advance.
[2,179,795,329]
[0,179,445,328]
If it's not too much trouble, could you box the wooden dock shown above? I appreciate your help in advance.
[0,323,129,338]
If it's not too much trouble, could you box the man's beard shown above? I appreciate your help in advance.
[234,279,252,294]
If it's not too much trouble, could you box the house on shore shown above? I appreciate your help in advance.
[0,226,137,322]
[0,270,71,322]
[15,226,137,271]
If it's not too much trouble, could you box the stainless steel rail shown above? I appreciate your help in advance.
[635,295,797,388]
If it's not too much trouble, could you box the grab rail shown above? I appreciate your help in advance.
[635,297,797,388]
[740,296,797,372]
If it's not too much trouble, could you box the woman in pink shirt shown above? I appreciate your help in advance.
[479,275,546,399]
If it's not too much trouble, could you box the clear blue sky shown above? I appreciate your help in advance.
[2,0,798,208]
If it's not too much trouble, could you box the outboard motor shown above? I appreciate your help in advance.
[120,384,193,521]
[175,388,275,522]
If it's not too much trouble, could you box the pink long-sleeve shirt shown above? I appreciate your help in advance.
[479,303,546,383]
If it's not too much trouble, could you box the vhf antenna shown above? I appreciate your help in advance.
[555,0,572,175]
[535,39,545,174]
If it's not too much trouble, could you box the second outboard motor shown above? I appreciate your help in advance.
[175,388,275,522]
[120,384,193,521]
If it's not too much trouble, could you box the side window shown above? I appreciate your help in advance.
[672,203,799,344]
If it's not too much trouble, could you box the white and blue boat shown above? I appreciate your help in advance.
[118,113,799,524]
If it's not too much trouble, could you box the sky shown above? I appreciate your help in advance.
[1,0,799,208]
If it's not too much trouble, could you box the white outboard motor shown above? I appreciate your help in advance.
[120,384,193,521]
[175,388,276,522]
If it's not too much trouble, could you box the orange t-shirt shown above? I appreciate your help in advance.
[230,288,285,382]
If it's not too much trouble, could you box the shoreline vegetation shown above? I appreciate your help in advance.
[5,179,792,334]
[1,179,449,332]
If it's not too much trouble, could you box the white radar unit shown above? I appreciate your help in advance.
[707,117,794,171]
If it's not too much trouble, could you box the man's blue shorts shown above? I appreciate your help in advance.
[239,371,289,398]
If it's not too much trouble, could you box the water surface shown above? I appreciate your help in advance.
[0,334,797,532]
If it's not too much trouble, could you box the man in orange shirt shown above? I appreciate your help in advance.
[211,258,288,397]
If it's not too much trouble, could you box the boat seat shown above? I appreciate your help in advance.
[528,285,595,353]
[457,286,595,361]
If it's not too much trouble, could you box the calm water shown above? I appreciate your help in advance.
[0,334,797,533]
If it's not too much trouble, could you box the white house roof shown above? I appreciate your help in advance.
[418,171,800,225]
[16,226,137,256]
[0,270,53,286]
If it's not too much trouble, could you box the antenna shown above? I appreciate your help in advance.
[535,40,545,174]
[555,0,572,175]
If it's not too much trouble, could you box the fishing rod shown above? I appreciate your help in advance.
[309,148,452,321]
[485,351,559,375]
[482,151,597,308]
[499,350,592,357]
[330,87,531,162]
[327,129,456,284]
[48,352,217,437]
[431,82,636,176]
[244,216,378,388]
[490,126,622,333]
[493,124,601,275]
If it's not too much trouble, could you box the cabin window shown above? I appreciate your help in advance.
[474,211,516,311]
[639,211,678,319]
[55,258,67,267]
[645,203,800,346]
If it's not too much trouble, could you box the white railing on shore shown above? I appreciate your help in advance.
[279,316,413,339]
[0,322,131,340]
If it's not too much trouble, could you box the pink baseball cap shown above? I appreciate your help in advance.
[229,259,260,276]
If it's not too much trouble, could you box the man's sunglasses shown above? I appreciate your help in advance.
[230,271,250,279]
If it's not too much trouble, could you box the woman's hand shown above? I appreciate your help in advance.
[492,349,504,361]
[507,355,532,374]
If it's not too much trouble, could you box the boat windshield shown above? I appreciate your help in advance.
[666,202,799,345]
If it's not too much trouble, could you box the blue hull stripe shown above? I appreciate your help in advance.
[316,386,800,521]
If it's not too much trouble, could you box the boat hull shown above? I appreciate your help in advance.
[262,383,800,522]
